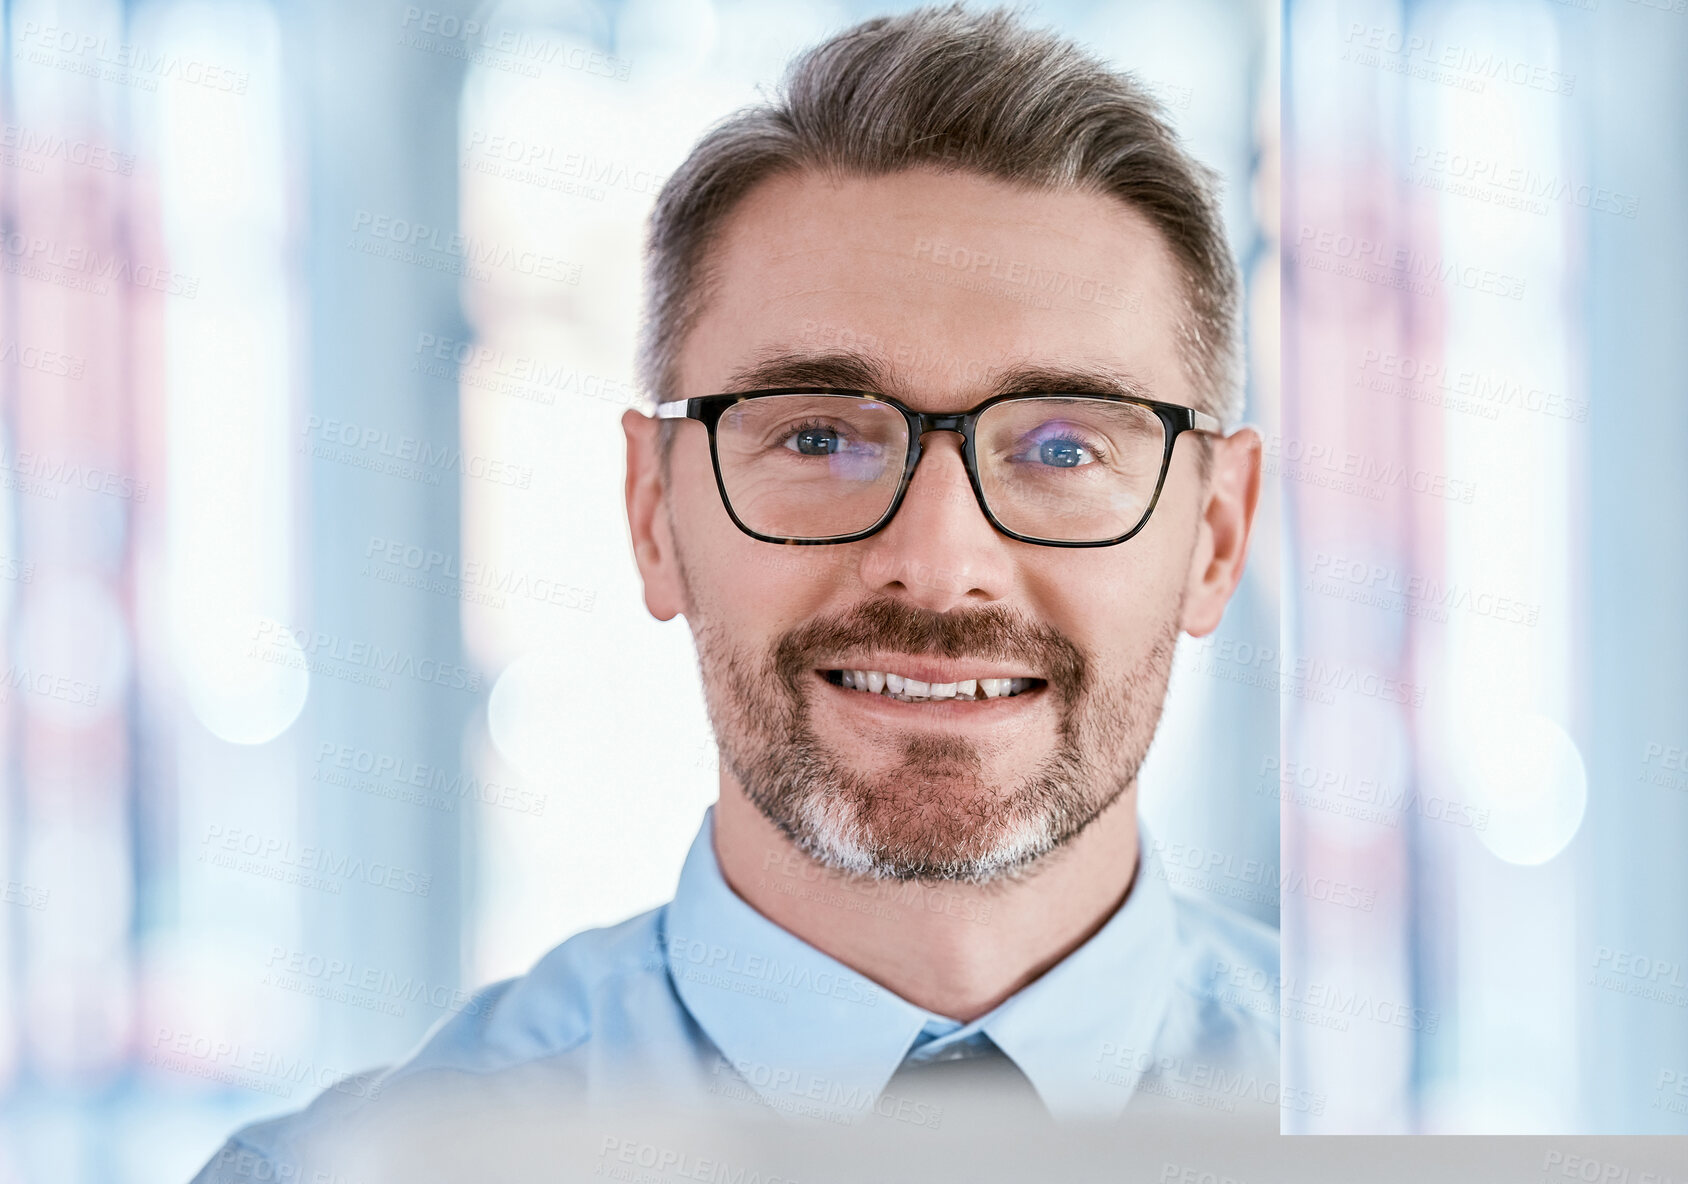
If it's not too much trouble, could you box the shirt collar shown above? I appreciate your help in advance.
[662,805,1177,1123]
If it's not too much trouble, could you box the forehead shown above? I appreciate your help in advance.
[681,167,1193,409]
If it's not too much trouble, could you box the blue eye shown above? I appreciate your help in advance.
[1037,438,1092,467]
[788,425,842,455]
[1002,418,1107,469]
[1010,432,1099,468]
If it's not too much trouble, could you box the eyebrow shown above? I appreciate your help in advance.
[723,349,890,394]
[720,348,1157,403]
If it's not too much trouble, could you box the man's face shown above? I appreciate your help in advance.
[628,168,1252,883]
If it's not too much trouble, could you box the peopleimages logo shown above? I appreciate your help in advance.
[412,333,641,410]
[1184,636,1430,709]
[1341,22,1576,96]
[1541,1149,1685,1184]
[399,7,633,81]
[0,339,85,378]
[15,21,251,93]
[0,231,199,297]
[1208,960,1442,1034]
[1408,146,1639,219]
[199,824,434,897]
[1260,756,1491,831]
[1639,742,1688,794]
[759,849,992,924]
[1093,1045,1327,1115]
[1307,551,1540,627]
[911,235,1141,311]
[300,416,532,490]
[1355,349,1589,423]
[263,946,486,1017]
[1261,433,1478,504]
[596,1137,798,1184]
[462,131,663,197]
[1292,224,1526,300]
[1,879,50,911]
[710,1057,944,1130]
[1592,947,1688,988]
[349,210,583,285]
[0,124,135,175]
[0,447,149,501]
[150,1028,380,1101]
[249,618,482,694]
[362,535,595,614]
[0,663,101,709]
[313,740,547,816]
[1150,839,1378,912]
[666,936,881,1005]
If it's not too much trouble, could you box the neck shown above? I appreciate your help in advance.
[711,781,1141,1023]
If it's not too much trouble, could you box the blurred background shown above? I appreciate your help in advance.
[9,0,1686,1174]
[0,0,1277,1179]
[1280,0,1688,1136]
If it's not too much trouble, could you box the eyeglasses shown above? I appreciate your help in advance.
[654,388,1222,547]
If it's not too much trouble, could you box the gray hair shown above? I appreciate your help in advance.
[637,3,1243,436]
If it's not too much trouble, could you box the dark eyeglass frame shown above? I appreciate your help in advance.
[654,387,1224,548]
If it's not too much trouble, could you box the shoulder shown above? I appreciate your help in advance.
[391,903,670,1078]
[190,905,672,1182]
[1164,891,1280,1045]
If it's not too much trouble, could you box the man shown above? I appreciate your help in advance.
[193,6,1274,1179]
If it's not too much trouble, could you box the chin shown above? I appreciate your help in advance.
[790,785,1065,884]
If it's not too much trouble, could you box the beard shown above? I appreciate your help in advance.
[688,585,1183,885]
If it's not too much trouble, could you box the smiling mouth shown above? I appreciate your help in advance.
[820,668,1046,704]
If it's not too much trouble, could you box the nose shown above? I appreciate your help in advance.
[856,429,1015,612]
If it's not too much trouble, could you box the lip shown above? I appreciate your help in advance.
[812,656,1043,685]
[812,669,1048,720]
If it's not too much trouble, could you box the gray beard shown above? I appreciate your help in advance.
[690,592,1181,885]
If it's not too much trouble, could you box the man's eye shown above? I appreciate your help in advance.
[782,424,846,455]
[1014,436,1099,468]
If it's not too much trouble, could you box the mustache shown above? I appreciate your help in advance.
[771,596,1089,699]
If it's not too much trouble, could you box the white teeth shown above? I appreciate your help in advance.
[833,668,1037,702]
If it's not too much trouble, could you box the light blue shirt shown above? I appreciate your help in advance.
[191,806,1279,1179]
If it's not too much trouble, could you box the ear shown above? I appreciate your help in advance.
[623,409,687,622]
[1179,427,1262,637]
